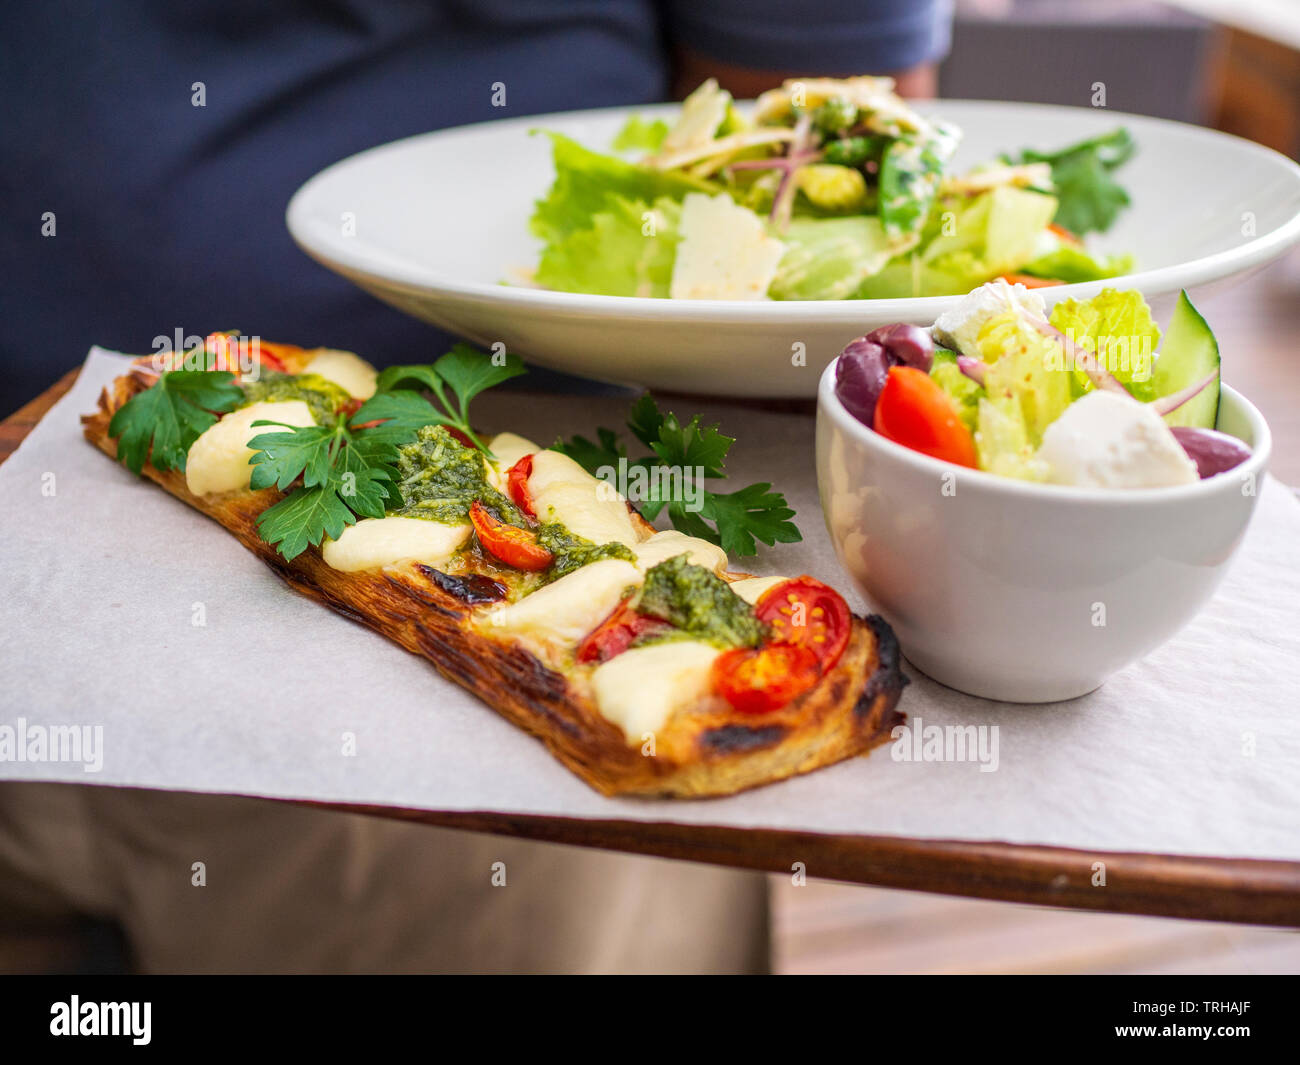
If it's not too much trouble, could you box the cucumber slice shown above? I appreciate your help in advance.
[1151,290,1220,429]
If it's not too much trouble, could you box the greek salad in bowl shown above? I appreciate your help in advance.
[832,279,1250,488]
[528,76,1136,301]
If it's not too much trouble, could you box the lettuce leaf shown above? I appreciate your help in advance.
[1048,288,1161,400]
[612,115,669,153]
[534,195,681,298]
[976,312,1074,446]
[929,350,984,431]
[855,186,1057,298]
[769,217,899,300]
[1019,245,1133,284]
[530,132,712,247]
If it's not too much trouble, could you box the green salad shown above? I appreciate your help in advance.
[528,77,1136,301]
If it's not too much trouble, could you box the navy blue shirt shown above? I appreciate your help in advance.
[0,0,950,413]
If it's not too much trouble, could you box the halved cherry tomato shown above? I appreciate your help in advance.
[755,577,851,673]
[253,343,293,374]
[575,601,669,664]
[202,334,296,376]
[507,454,537,520]
[996,273,1063,289]
[468,500,554,571]
[873,366,978,469]
[712,644,821,714]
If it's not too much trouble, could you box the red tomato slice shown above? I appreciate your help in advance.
[996,273,1064,289]
[468,501,554,571]
[755,577,851,673]
[575,602,669,664]
[506,454,537,520]
[873,366,978,469]
[712,644,821,714]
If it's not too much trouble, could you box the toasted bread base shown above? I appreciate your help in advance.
[83,372,906,797]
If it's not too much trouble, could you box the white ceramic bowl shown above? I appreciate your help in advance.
[816,366,1272,702]
[287,100,1300,398]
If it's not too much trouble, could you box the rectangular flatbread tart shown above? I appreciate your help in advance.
[82,336,906,797]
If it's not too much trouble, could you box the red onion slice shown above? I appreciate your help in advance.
[1029,318,1128,395]
[769,113,814,232]
[956,356,987,386]
[1149,368,1220,415]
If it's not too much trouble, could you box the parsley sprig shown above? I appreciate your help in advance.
[251,344,524,560]
[108,370,244,475]
[352,344,525,452]
[556,395,801,557]
[248,420,402,560]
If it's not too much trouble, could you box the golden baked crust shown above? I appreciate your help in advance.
[83,367,907,798]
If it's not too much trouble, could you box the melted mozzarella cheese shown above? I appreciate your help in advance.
[590,641,722,740]
[479,559,642,646]
[302,349,378,399]
[489,432,540,473]
[485,431,540,493]
[527,449,640,548]
[728,575,788,605]
[321,516,470,572]
[631,530,727,573]
[185,400,316,496]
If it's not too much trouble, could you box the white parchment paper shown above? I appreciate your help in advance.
[1,348,1298,860]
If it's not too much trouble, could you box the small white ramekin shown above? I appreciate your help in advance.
[816,361,1273,702]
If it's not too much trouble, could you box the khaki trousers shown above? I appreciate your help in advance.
[0,783,769,973]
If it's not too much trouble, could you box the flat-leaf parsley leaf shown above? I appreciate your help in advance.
[107,370,244,475]
[556,396,801,557]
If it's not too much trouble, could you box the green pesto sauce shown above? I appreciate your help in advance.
[635,554,766,649]
[535,522,635,580]
[392,426,635,586]
[240,372,350,427]
[395,424,523,525]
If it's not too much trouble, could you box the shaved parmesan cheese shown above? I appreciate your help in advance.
[185,400,316,496]
[754,76,925,139]
[527,449,640,548]
[669,194,785,301]
[631,530,727,573]
[590,641,722,740]
[321,516,470,572]
[660,78,730,155]
[301,349,378,399]
[728,575,788,605]
[941,162,1053,196]
[479,559,642,647]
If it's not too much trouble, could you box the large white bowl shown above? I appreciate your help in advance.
[287,100,1300,398]
[815,367,1272,703]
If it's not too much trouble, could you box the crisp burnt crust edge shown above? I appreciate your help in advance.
[82,371,907,798]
